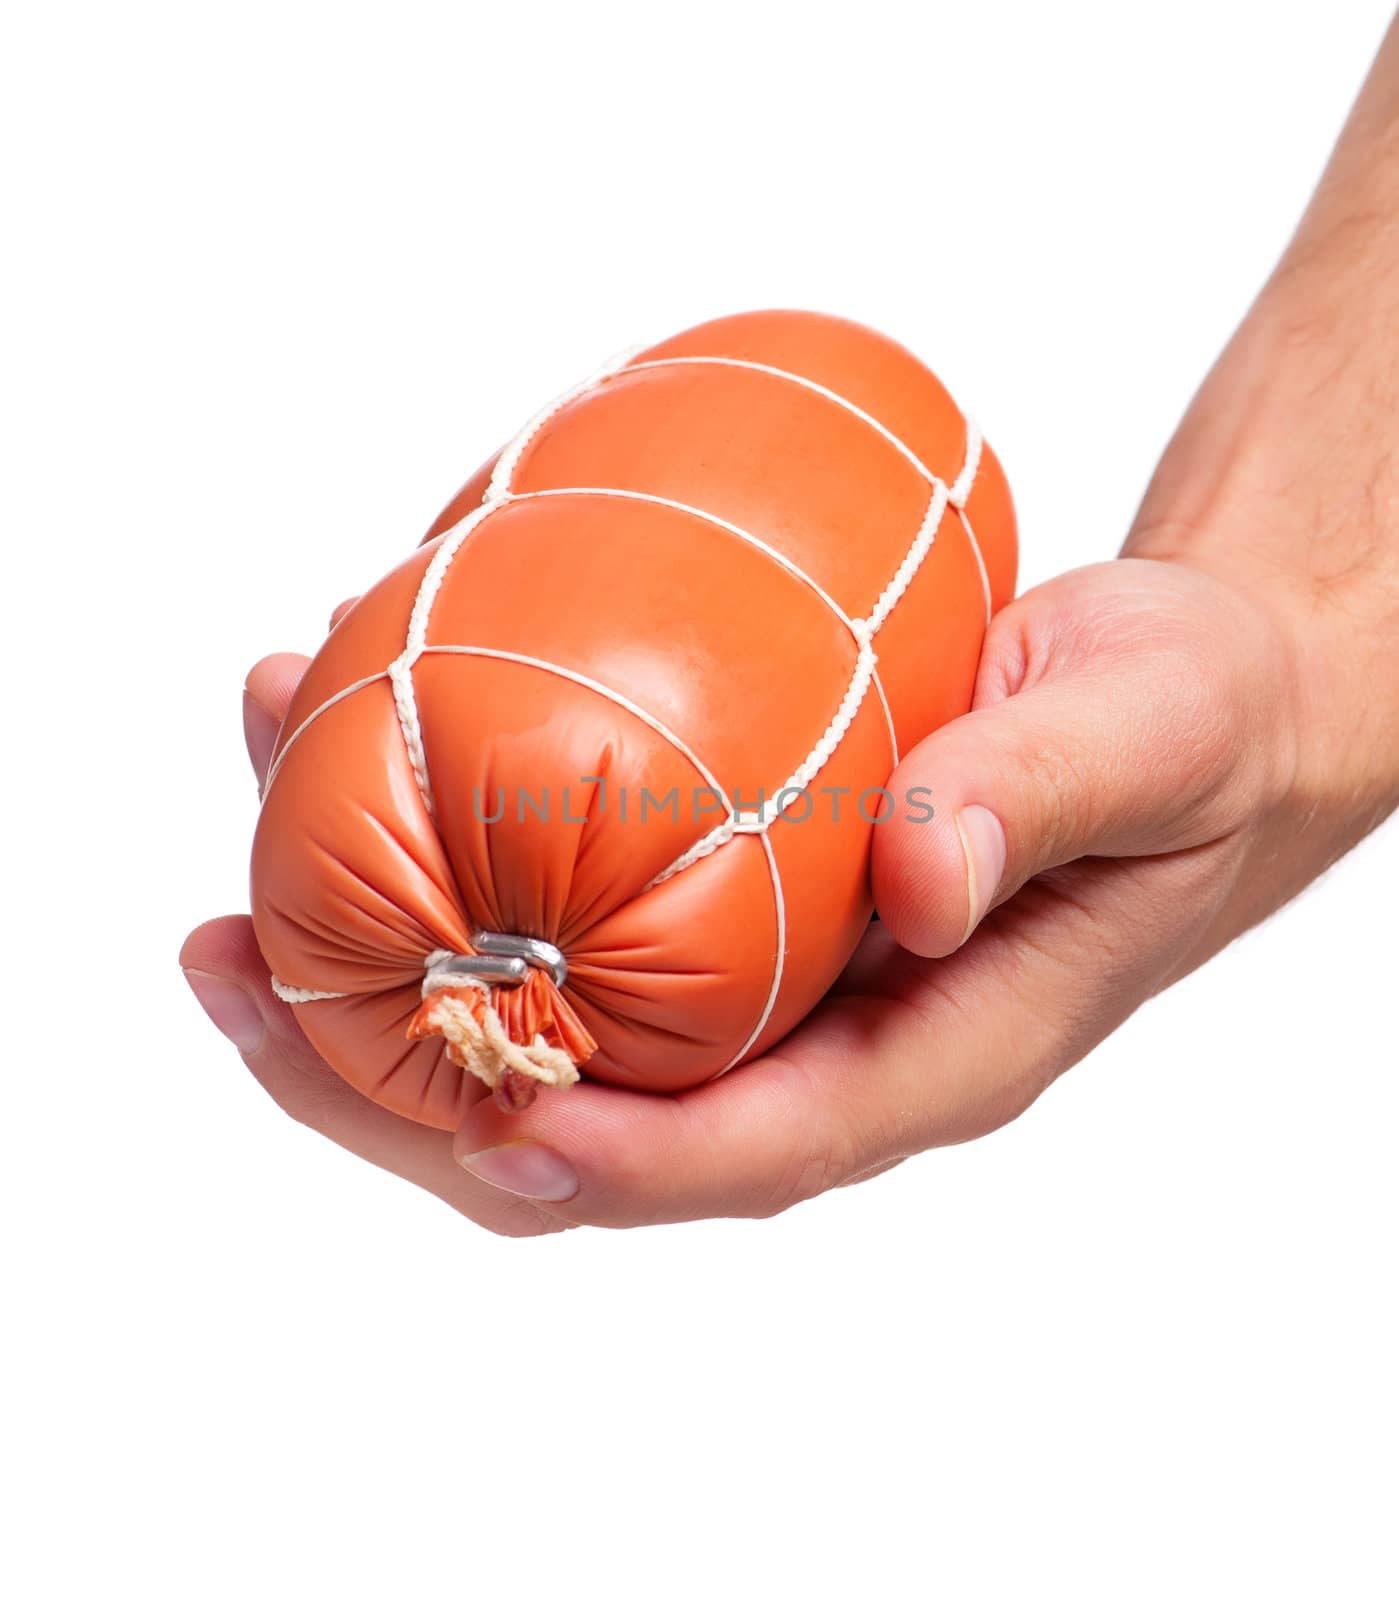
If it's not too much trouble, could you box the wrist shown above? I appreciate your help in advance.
[1131,525,1399,835]
[1125,293,1399,829]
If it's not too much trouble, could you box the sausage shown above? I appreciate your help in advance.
[250,309,1017,1128]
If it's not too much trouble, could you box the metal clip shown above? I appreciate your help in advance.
[473,929,568,988]
[431,953,530,987]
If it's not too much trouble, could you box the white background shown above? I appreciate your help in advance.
[4,2,1396,1595]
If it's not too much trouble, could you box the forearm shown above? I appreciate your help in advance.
[1126,13,1399,825]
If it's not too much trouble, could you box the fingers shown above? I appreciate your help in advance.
[872,560,1291,957]
[243,600,355,783]
[447,861,1196,1228]
[218,561,1283,1230]
[449,841,1225,1228]
[245,652,312,722]
[449,979,1010,1229]
[186,835,1225,1234]
[243,653,310,787]
[454,1053,870,1226]
[179,916,568,1238]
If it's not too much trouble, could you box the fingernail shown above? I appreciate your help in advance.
[955,805,1007,943]
[459,1141,579,1203]
[242,690,279,787]
[183,968,265,1055]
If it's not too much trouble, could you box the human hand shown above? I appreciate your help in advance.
[183,526,1384,1233]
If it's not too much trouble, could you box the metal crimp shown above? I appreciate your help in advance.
[471,930,568,989]
[430,953,530,987]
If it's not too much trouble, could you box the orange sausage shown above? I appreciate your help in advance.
[250,309,1017,1129]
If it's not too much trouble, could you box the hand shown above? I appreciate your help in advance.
[180,540,1375,1233]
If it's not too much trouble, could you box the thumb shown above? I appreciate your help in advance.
[872,561,1286,958]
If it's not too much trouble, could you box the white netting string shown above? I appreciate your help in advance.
[271,947,500,1007]
[948,416,982,510]
[779,623,879,794]
[501,485,870,651]
[865,480,950,636]
[271,976,347,1003]
[387,349,641,820]
[649,626,880,886]
[485,346,642,505]
[388,498,499,818]
[645,411,979,887]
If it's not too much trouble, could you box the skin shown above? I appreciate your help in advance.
[182,17,1399,1237]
